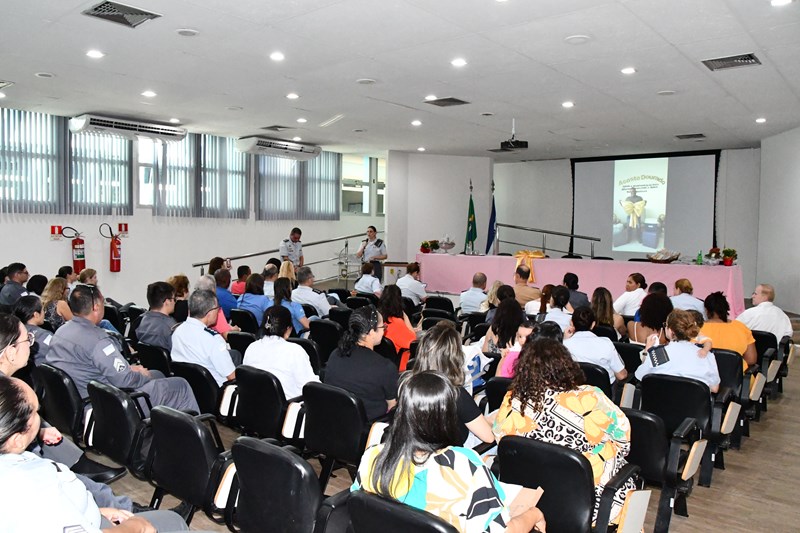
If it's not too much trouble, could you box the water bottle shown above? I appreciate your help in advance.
[696,250,703,265]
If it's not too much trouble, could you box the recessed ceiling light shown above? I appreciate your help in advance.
[353,129,366,133]
[292,136,302,142]
[771,0,793,7]
[564,34,591,45]
[657,90,677,96]
[176,28,199,37]
[86,49,105,59]
[0,92,6,99]
[451,57,467,67]
[169,118,180,124]
[35,72,55,78]
[417,147,426,152]
[411,120,422,126]
[296,118,307,123]
[424,94,437,101]
[356,78,377,85]
[286,92,299,100]
[270,51,285,61]
[562,101,575,108]
[481,112,494,116]
[620,67,636,75]
[141,90,157,98]
[756,117,767,123]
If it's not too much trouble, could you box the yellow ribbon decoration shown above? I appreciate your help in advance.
[621,200,647,229]
[514,250,545,283]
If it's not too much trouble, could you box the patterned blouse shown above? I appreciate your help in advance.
[352,444,511,533]
[44,301,66,331]
[493,385,636,524]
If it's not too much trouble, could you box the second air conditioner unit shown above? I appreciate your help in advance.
[235,136,322,161]
[68,114,187,142]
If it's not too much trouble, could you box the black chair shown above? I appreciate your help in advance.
[301,304,319,319]
[592,325,617,342]
[613,341,643,380]
[421,317,455,330]
[592,256,614,260]
[104,304,125,335]
[424,295,455,316]
[171,361,224,417]
[328,306,352,330]
[345,296,371,310]
[235,366,296,440]
[349,490,458,533]
[38,363,91,447]
[562,254,583,259]
[287,337,323,375]
[136,343,173,376]
[230,309,259,335]
[497,436,639,533]
[374,337,400,369]
[303,382,370,494]
[621,315,635,327]
[172,299,189,323]
[401,297,418,318]
[227,332,257,358]
[148,406,228,525]
[309,319,343,368]
[86,381,151,480]
[421,308,456,321]
[327,288,350,304]
[578,362,613,399]
[478,377,512,413]
[226,436,350,533]
[628,257,650,262]
[355,292,379,306]
[752,329,779,403]
[464,322,490,344]
[460,312,488,337]
[127,313,144,348]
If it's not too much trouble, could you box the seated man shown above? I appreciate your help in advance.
[137,281,177,351]
[231,265,250,296]
[512,265,541,307]
[262,263,278,298]
[171,290,238,387]
[736,283,793,341]
[353,262,382,298]
[47,285,198,413]
[459,272,488,314]
[291,266,332,317]
[0,262,30,307]
[564,306,627,384]
[214,269,238,320]
[396,262,427,306]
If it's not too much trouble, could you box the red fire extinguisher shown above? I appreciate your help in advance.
[99,223,122,273]
[61,226,86,274]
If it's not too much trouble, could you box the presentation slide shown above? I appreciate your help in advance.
[573,153,716,259]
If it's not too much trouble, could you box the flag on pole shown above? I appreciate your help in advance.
[485,192,496,254]
[464,192,477,253]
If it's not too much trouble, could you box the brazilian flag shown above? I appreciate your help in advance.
[464,193,477,253]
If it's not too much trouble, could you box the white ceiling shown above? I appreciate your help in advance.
[1,0,799,160]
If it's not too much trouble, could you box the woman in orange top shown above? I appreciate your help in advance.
[378,284,418,370]
[700,291,757,367]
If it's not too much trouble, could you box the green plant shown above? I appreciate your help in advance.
[420,240,430,249]
[722,248,737,259]
[429,240,440,251]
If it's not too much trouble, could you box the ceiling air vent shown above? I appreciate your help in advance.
[675,133,706,140]
[82,1,162,29]
[0,80,14,90]
[702,53,761,72]
[424,97,470,107]
[261,125,293,132]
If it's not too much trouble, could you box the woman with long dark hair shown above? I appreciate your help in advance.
[353,371,545,533]
[591,287,625,337]
[273,277,310,334]
[483,297,524,355]
[325,305,398,420]
[378,284,417,370]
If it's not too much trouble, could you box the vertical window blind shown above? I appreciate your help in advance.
[69,133,132,215]
[153,134,198,217]
[199,134,249,219]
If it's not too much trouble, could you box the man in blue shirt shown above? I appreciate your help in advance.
[214,268,238,320]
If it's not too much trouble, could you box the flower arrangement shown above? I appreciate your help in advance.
[721,247,737,266]
[419,240,440,253]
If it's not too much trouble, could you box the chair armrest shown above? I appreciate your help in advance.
[595,463,640,533]
[673,417,697,439]
[314,489,352,533]
[286,395,304,404]
[714,385,734,406]
[126,390,153,418]
[760,348,776,374]
[196,413,225,452]
[472,441,496,455]
[665,417,697,484]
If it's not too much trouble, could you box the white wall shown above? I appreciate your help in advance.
[387,152,493,260]
[758,126,800,313]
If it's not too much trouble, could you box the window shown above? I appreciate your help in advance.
[341,155,386,216]
[137,137,156,206]
[152,135,198,217]
[69,133,132,215]
[376,157,386,216]
[199,135,249,219]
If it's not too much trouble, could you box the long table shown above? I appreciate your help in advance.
[416,254,745,316]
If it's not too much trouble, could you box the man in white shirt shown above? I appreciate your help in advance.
[736,284,793,341]
[564,306,627,383]
[460,272,488,314]
[396,262,427,306]
[291,266,332,317]
[278,227,304,268]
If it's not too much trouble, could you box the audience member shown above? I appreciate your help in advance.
[486,284,516,325]
[42,277,73,331]
[242,305,319,399]
[479,280,504,313]
[137,282,177,351]
[701,292,757,367]
[512,264,541,307]
[496,320,536,379]
[207,256,225,276]
[230,265,250,296]
[78,268,98,285]
[279,261,297,288]
[613,272,647,316]
[292,266,332,317]
[237,274,274,327]
[354,262,382,297]
[324,305,397,421]
[563,272,590,309]
[0,263,30,307]
[592,286,626,337]
[352,371,545,533]
[261,263,278,298]
[483,297,524,355]
[494,338,636,524]
[25,274,47,296]
[670,278,706,317]
[47,285,198,412]
[736,284,793,341]
[171,290,239,386]
[214,269,237,320]
[544,286,572,331]
[167,274,190,300]
[459,272,488,314]
[523,283,554,317]
[628,293,673,344]
[273,277,310,334]
[632,281,668,321]
[564,307,627,383]
[279,227,304,268]
[13,296,53,365]
[56,265,78,286]
[396,262,427,306]
[377,285,417,370]
[636,309,721,392]
[195,275,239,339]
[355,225,387,282]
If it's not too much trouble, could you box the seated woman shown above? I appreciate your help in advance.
[41,277,72,331]
[591,287,625,338]
[353,371,546,533]
[486,284,516,325]
[523,283,554,317]
[670,278,706,316]
[635,310,720,392]
[378,285,417,370]
[483,298,524,356]
[543,286,572,331]
[13,296,53,365]
[324,305,398,421]
[411,322,494,445]
[613,273,647,317]
[354,262,382,298]
[700,291,757,368]
[242,305,319,398]
[493,338,636,525]
[78,268,98,285]
[497,321,561,379]
[627,293,673,345]
[167,274,190,323]
[236,273,274,327]
[279,261,298,289]
[273,277,310,335]
[480,280,504,314]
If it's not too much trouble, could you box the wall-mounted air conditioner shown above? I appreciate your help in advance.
[235,136,322,161]
[68,114,187,142]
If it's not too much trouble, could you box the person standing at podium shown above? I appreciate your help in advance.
[356,226,387,282]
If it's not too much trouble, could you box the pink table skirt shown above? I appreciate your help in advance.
[415,254,745,317]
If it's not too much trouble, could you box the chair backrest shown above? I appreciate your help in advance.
[713,348,744,394]
[349,490,458,533]
[136,343,173,376]
[421,317,455,331]
[497,436,595,533]
[231,437,322,533]
[171,362,221,415]
[103,304,125,334]
[303,382,368,463]
[463,312,488,334]
[149,406,222,506]
[421,308,455,321]
[86,381,146,469]
[309,319,343,366]
[230,309,259,334]
[328,306,352,330]
[622,408,667,484]
[38,363,86,445]
[227,331,257,357]
[301,304,319,318]
[327,288,350,303]
[235,366,288,438]
[613,341,643,377]
[467,323,490,343]
[486,377,513,413]
[592,324,617,342]
[578,362,613,399]
[284,337,322,375]
[171,299,189,323]
[127,313,143,348]
[355,292,379,306]
[425,296,455,315]
[401,297,418,317]
[592,256,614,260]
[374,337,399,368]
[346,296,371,310]
[752,329,778,366]
[640,374,711,435]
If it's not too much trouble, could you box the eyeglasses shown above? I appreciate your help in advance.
[1,331,34,353]
[375,324,386,331]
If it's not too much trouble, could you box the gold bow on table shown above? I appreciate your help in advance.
[621,200,647,229]
[514,250,546,283]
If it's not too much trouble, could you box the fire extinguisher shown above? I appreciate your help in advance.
[61,226,86,274]
[99,223,122,273]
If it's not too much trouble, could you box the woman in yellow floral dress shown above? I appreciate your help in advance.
[493,338,636,524]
